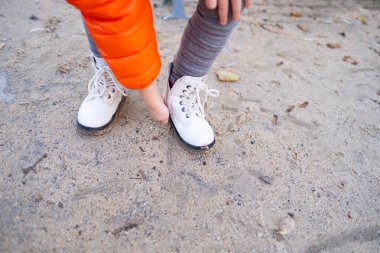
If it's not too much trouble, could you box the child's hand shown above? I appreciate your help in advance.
[147,98,169,124]
[138,81,169,124]
[205,0,252,25]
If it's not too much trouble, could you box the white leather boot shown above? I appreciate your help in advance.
[77,54,127,134]
[165,64,219,150]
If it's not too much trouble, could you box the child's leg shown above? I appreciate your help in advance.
[76,23,127,133]
[78,19,168,129]
[83,21,101,58]
[170,0,243,85]
[166,0,246,149]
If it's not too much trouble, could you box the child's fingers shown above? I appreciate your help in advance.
[160,107,169,124]
[160,114,169,124]
[231,0,242,21]
[205,0,217,9]
[218,0,229,25]
[245,0,252,9]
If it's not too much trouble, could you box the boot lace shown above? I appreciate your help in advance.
[180,77,219,119]
[86,67,127,101]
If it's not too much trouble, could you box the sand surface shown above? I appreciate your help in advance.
[0,0,379,252]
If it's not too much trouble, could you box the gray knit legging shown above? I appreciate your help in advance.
[85,0,242,85]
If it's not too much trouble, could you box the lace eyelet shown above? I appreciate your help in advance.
[112,88,115,93]
[107,94,111,99]
[182,90,187,93]
[186,114,190,118]
[186,85,192,89]
[182,107,185,112]
[179,101,183,105]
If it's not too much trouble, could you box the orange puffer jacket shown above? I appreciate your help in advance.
[67,0,161,90]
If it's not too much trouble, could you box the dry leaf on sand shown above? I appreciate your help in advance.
[287,105,295,113]
[216,70,240,82]
[299,101,309,108]
[356,16,368,25]
[343,55,358,65]
[290,11,303,18]
[327,43,341,49]
[297,24,309,32]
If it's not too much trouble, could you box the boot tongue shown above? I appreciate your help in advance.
[92,56,109,92]
[184,76,204,87]
[93,55,107,70]
[182,76,204,116]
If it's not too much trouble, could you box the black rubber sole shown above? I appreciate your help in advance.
[76,98,124,136]
[76,111,117,136]
[169,118,215,151]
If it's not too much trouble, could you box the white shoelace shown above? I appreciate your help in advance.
[86,68,127,101]
[181,78,219,118]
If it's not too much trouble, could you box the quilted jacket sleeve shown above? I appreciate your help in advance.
[67,0,161,89]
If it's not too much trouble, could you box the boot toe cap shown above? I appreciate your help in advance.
[77,100,114,128]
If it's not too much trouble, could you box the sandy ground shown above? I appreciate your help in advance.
[0,0,380,252]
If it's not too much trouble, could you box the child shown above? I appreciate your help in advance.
[68,0,251,150]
